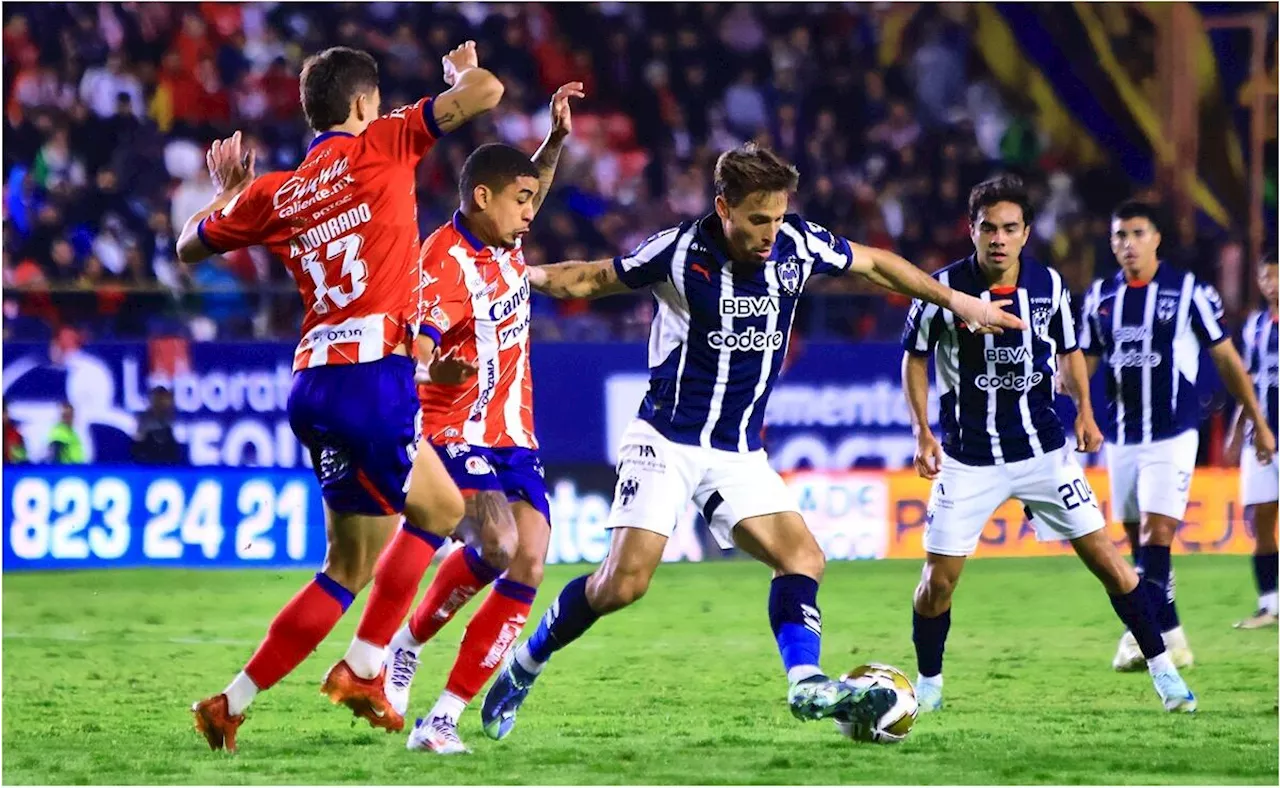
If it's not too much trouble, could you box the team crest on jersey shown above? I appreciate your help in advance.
[1031,306,1052,339]
[777,258,802,296]
[430,305,451,331]
[465,456,493,475]
[619,476,640,508]
[1157,296,1179,323]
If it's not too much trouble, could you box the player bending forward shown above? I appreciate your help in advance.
[1226,253,1279,629]
[1080,201,1276,670]
[377,84,583,755]
[477,143,1024,740]
[903,176,1196,714]
[176,44,503,751]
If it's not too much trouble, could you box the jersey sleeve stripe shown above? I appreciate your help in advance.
[422,98,445,139]
[418,324,443,348]
[196,216,224,254]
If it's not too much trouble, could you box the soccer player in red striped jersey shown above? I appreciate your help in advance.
[175,43,503,752]
[380,84,582,755]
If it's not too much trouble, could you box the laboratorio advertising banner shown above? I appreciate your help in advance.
[2,465,1251,572]
[1,339,950,471]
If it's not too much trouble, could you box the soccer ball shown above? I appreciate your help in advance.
[834,663,918,744]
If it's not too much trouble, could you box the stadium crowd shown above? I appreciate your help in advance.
[0,2,1255,344]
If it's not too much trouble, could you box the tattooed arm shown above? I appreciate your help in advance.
[526,259,631,299]
[432,41,504,134]
[530,82,584,215]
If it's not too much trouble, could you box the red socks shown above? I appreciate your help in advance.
[355,523,446,647]
[407,545,502,643]
[444,578,537,702]
[244,573,353,690]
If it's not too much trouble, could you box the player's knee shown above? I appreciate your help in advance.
[1139,514,1178,545]
[404,486,465,537]
[475,526,517,573]
[505,546,545,588]
[587,569,649,613]
[916,567,956,614]
[323,560,374,594]
[776,541,825,582]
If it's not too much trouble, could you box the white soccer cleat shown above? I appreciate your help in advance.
[1151,670,1197,713]
[383,628,423,718]
[915,677,943,713]
[1112,631,1145,672]
[407,714,471,754]
[1163,626,1194,669]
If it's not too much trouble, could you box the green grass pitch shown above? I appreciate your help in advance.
[3,555,1276,784]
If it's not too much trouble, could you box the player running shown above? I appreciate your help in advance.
[376,84,583,755]
[902,176,1196,714]
[175,43,504,751]
[478,143,1025,740]
[1080,200,1276,670]
[1226,252,1279,629]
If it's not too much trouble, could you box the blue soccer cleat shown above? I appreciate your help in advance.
[1151,669,1197,713]
[481,651,540,740]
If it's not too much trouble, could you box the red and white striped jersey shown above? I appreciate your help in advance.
[199,97,444,372]
[416,213,537,449]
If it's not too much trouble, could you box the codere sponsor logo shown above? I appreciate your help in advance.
[707,326,785,351]
[974,371,1044,391]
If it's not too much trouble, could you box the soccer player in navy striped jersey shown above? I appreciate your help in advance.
[1227,253,1279,629]
[1080,200,1276,670]
[479,143,1025,740]
[903,176,1195,713]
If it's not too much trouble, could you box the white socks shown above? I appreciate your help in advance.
[1260,591,1278,615]
[1146,652,1175,675]
[224,671,258,717]
[343,638,385,680]
[916,673,943,689]
[429,691,468,724]
[393,624,426,651]
[787,664,824,685]
[514,643,544,675]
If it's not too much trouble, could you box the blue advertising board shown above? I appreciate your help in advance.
[3,339,1225,471]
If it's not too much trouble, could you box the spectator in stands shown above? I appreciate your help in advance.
[3,400,28,464]
[45,401,86,464]
[132,386,186,466]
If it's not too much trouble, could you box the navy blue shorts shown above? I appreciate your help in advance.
[289,355,418,515]
[434,443,551,524]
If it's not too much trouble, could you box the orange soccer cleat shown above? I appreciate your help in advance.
[320,660,404,732]
[192,694,245,752]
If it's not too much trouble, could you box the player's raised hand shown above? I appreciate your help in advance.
[914,431,943,480]
[1074,412,1103,453]
[206,131,255,195]
[548,82,585,138]
[428,353,479,386]
[442,41,479,86]
[1254,423,1277,466]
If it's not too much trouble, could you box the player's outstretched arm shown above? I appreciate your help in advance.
[176,132,255,263]
[1209,340,1276,463]
[527,259,631,300]
[848,243,1026,334]
[902,353,942,479]
[432,41,504,134]
[530,82,584,215]
[1058,349,1103,452]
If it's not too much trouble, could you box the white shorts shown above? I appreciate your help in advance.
[1105,430,1199,522]
[924,446,1105,557]
[1241,447,1279,506]
[607,419,798,549]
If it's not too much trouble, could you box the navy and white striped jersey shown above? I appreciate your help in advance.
[1241,308,1279,439]
[1079,263,1227,445]
[612,213,854,452]
[902,255,1074,466]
